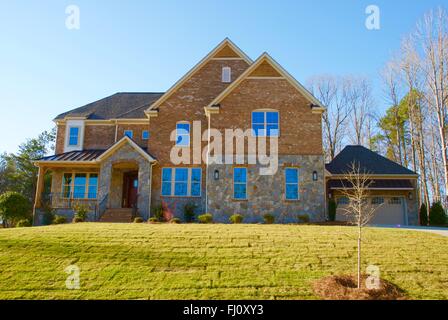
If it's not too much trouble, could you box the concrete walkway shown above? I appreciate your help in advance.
[371,225,448,237]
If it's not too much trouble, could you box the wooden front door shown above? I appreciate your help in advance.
[122,172,138,208]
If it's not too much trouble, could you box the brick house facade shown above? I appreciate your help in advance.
[33,39,418,225]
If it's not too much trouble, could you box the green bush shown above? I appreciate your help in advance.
[53,215,67,225]
[297,214,310,223]
[0,192,31,227]
[16,219,32,228]
[134,217,144,223]
[148,217,159,223]
[73,202,88,221]
[229,214,244,224]
[263,213,275,224]
[198,213,213,224]
[419,203,428,226]
[429,202,447,226]
[184,202,197,222]
[153,205,164,222]
[72,217,84,223]
[328,199,337,222]
[170,218,181,224]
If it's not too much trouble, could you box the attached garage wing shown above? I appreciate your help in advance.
[335,196,407,226]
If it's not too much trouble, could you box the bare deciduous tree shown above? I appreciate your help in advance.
[416,8,448,205]
[308,76,352,161]
[339,161,383,289]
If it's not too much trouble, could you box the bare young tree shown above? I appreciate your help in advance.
[339,161,383,289]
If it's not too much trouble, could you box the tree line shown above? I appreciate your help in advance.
[308,8,448,217]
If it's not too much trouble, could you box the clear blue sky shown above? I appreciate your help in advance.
[0,0,445,153]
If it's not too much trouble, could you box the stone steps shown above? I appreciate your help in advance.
[100,208,133,223]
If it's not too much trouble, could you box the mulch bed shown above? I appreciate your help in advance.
[313,274,407,300]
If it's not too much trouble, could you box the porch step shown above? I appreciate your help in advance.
[100,208,133,223]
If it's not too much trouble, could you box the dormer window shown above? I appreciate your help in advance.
[222,67,231,83]
[68,127,79,146]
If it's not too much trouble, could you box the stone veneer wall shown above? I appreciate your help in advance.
[206,155,325,223]
[98,144,152,219]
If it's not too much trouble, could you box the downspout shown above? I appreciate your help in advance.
[205,112,211,213]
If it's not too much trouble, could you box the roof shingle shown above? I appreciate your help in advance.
[326,145,417,175]
[54,92,164,120]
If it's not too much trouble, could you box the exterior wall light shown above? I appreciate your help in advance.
[408,192,413,200]
[214,169,219,180]
[312,171,318,181]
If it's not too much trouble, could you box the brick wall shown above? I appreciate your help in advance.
[149,58,250,214]
[212,78,323,155]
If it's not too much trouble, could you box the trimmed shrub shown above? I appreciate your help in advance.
[148,217,158,224]
[263,213,275,224]
[16,219,32,228]
[429,202,447,226]
[53,215,67,225]
[198,213,213,224]
[328,199,337,222]
[72,217,84,223]
[184,202,197,222]
[229,214,244,224]
[134,217,144,223]
[170,218,181,224]
[0,192,31,227]
[73,203,88,222]
[297,214,310,223]
[153,205,164,222]
[419,203,428,226]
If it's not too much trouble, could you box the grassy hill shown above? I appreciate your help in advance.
[0,223,447,299]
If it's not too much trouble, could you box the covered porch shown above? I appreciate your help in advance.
[33,137,156,224]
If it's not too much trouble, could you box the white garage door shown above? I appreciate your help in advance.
[336,196,407,225]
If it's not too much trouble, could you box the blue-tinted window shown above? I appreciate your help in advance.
[73,173,86,199]
[285,168,299,200]
[176,123,190,146]
[68,127,79,146]
[124,130,133,139]
[161,168,172,196]
[161,167,201,197]
[191,168,201,196]
[252,111,279,137]
[174,168,188,196]
[62,173,98,199]
[142,130,149,140]
[88,174,98,199]
[233,168,247,199]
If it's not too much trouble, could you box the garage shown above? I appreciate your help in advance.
[335,196,407,225]
[325,146,419,226]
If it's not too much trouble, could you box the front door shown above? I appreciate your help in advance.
[122,172,138,208]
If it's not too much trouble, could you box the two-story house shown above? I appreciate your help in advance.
[33,39,419,225]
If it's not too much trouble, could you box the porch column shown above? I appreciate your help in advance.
[99,162,113,206]
[33,165,46,209]
[32,165,46,226]
[137,161,151,220]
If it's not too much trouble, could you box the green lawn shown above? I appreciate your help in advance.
[0,223,447,300]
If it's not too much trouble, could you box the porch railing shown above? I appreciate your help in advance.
[131,194,139,221]
[96,194,109,221]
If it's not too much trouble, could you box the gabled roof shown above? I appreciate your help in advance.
[146,38,252,112]
[205,52,325,111]
[96,136,156,162]
[326,145,417,176]
[55,92,164,121]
